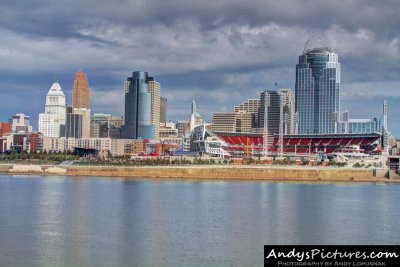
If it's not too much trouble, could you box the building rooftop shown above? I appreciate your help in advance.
[47,81,65,96]
[303,33,334,54]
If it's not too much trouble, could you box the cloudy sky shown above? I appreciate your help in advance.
[0,0,399,135]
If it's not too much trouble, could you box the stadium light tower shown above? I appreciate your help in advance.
[383,99,389,154]
[278,92,285,158]
[378,99,390,169]
[263,94,270,157]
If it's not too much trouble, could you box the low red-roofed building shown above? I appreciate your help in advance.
[0,122,12,136]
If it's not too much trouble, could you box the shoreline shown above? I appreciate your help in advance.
[1,164,399,184]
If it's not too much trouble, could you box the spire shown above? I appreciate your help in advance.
[190,100,196,132]
[383,99,388,130]
[191,100,196,115]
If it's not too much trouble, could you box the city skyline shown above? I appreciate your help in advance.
[0,1,399,135]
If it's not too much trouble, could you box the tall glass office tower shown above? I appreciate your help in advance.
[122,71,155,139]
[295,34,340,134]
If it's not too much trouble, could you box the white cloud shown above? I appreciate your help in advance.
[341,81,400,100]
[90,88,124,115]
[0,0,400,135]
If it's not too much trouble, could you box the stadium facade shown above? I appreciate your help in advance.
[190,125,381,159]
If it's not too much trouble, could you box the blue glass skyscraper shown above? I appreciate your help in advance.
[122,71,155,139]
[295,34,341,134]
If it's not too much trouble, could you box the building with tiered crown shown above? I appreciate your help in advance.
[38,80,66,137]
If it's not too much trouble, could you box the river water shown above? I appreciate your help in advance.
[0,175,399,266]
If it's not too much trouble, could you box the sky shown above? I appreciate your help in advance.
[0,0,399,135]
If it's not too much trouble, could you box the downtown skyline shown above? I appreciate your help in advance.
[0,0,399,135]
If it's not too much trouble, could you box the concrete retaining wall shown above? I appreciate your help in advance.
[0,165,12,172]
[1,164,393,183]
[64,166,388,182]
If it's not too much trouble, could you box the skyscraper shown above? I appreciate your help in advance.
[211,111,253,133]
[121,71,155,139]
[72,70,90,109]
[73,107,90,138]
[71,70,91,138]
[160,97,168,124]
[148,79,160,139]
[234,99,260,128]
[211,113,236,132]
[38,81,66,137]
[279,89,295,134]
[295,33,340,134]
[258,90,280,134]
[91,113,124,138]
[65,106,83,138]
[258,89,295,135]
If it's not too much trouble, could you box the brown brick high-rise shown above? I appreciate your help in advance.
[72,70,90,109]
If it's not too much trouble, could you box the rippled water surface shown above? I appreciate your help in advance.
[1,175,400,266]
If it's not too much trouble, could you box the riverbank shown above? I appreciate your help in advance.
[1,164,398,183]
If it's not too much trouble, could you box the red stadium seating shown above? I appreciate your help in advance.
[299,138,311,145]
[214,132,380,156]
[339,138,352,146]
[288,139,299,145]
[328,139,341,145]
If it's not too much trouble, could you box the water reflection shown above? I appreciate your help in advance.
[0,176,399,266]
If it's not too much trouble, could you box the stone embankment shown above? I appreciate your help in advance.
[9,165,42,173]
[0,164,396,183]
[1,164,67,175]
[65,165,392,183]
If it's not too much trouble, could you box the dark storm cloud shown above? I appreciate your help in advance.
[2,0,399,40]
[0,0,399,134]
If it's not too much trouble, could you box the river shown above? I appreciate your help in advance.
[0,175,399,266]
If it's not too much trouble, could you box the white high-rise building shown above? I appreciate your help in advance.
[279,88,295,135]
[38,81,66,137]
[148,80,160,139]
